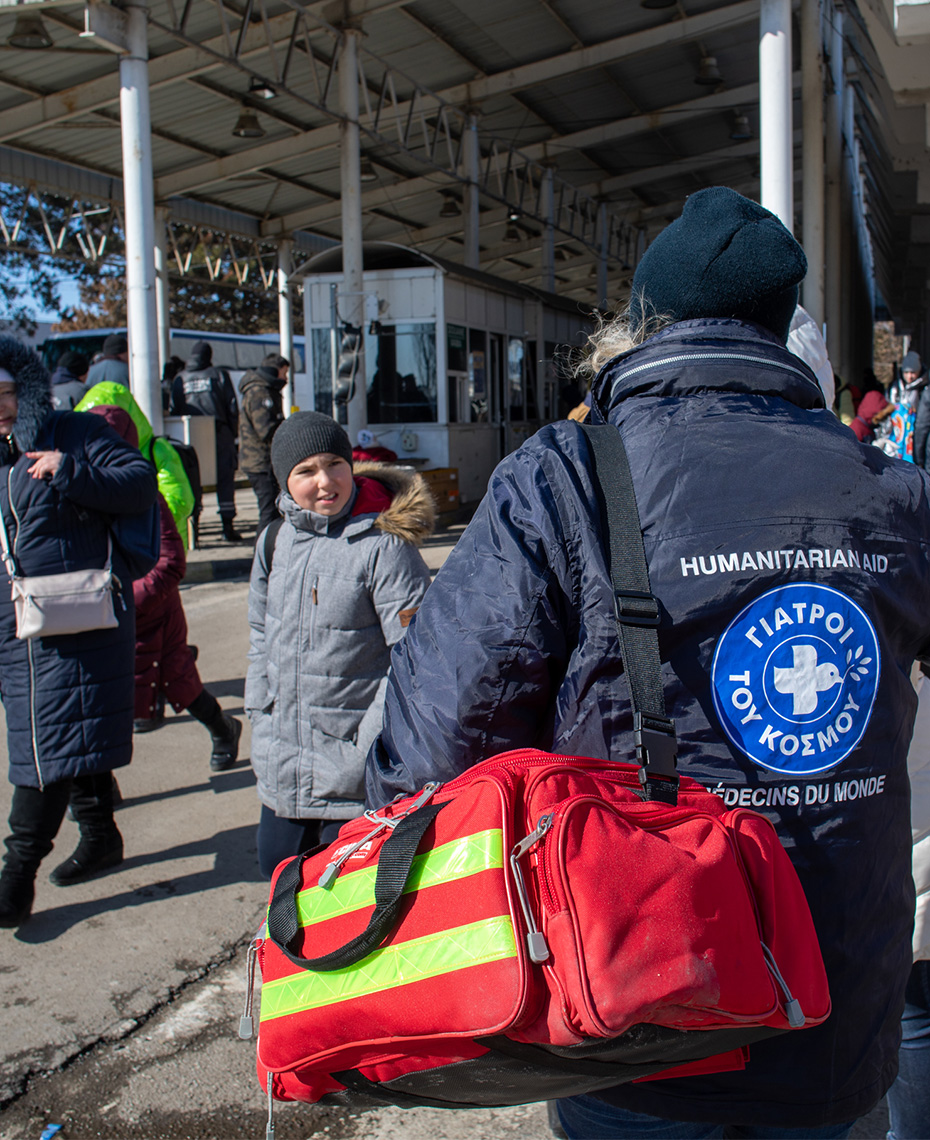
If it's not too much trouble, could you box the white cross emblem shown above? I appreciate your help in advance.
[773,645,843,716]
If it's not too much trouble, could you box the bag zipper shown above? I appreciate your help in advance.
[509,813,553,963]
[723,808,808,1027]
[239,931,264,1040]
[316,781,440,889]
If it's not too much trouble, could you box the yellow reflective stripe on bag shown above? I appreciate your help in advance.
[259,914,517,1020]
[294,828,504,928]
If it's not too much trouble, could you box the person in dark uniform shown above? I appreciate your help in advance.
[171,341,241,542]
[238,353,288,535]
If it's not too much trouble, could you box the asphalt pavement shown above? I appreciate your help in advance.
[0,490,892,1140]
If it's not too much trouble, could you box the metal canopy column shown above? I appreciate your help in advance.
[463,113,480,270]
[277,237,295,415]
[541,167,555,293]
[824,2,843,367]
[339,26,367,445]
[760,0,794,229]
[801,0,826,329]
[597,202,609,310]
[120,0,161,435]
[154,206,170,378]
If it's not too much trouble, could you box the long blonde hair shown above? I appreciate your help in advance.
[576,293,675,382]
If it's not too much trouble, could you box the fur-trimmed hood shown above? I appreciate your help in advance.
[0,335,53,463]
[354,461,436,545]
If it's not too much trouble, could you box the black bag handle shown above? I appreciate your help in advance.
[266,801,445,971]
[580,423,679,804]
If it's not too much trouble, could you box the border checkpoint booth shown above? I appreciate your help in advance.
[298,242,596,509]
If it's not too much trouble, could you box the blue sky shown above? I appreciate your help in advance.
[0,266,83,325]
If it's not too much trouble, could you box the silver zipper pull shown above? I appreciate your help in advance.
[265,1071,275,1140]
[317,783,441,888]
[239,936,262,1039]
[760,941,805,1027]
[317,829,380,888]
[510,814,553,964]
[513,813,553,858]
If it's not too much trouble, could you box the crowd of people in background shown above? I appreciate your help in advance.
[0,187,928,1137]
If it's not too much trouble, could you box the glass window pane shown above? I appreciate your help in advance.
[311,328,333,414]
[447,324,467,373]
[526,340,538,420]
[366,323,437,423]
[508,338,525,420]
[468,329,488,422]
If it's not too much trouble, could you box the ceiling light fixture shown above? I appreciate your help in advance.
[359,157,377,182]
[695,55,723,85]
[249,76,277,100]
[8,12,52,48]
[730,111,752,141]
[232,109,265,139]
[439,193,461,219]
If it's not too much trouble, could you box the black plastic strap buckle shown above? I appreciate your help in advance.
[634,712,679,804]
[614,589,661,627]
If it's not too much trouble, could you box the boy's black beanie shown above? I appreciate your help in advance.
[629,186,807,344]
[271,411,353,488]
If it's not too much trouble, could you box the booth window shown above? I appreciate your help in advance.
[508,337,525,420]
[468,329,488,422]
[366,323,437,423]
[311,328,333,413]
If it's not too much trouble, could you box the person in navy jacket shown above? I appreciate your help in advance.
[367,189,930,1137]
[0,336,157,928]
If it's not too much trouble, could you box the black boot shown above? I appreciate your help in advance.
[50,774,123,887]
[210,714,242,772]
[1,782,71,925]
[134,691,166,734]
[0,872,34,929]
[222,518,243,543]
[188,689,242,772]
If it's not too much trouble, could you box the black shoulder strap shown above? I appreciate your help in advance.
[261,517,284,572]
[580,422,679,804]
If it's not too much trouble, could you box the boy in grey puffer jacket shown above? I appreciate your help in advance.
[245,412,435,878]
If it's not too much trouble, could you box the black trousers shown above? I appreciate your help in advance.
[4,774,118,879]
[215,425,237,521]
[245,469,280,534]
[256,805,346,879]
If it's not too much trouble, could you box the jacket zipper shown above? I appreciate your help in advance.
[7,469,42,789]
[612,350,821,393]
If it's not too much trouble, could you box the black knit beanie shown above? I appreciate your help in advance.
[271,411,353,488]
[629,187,807,343]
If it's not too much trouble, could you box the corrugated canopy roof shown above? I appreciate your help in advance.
[1,0,929,327]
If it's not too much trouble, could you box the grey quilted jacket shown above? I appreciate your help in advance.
[245,463,435,819]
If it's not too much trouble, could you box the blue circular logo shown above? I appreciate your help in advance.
[711,583,880,775]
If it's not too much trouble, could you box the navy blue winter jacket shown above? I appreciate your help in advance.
[0,350,157,790]
[368,319,930,1127]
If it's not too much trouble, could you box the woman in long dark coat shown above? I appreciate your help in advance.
[0,336,157,928]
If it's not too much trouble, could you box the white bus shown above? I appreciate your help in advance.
[40,327,305,383]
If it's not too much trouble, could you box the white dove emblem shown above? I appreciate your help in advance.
[773,645,843,715]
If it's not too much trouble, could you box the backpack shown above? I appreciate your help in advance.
[261,518,284,570]
[167,439,203,515]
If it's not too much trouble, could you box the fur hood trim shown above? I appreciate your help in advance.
[0,335,52,462]
[354,461,437,545]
